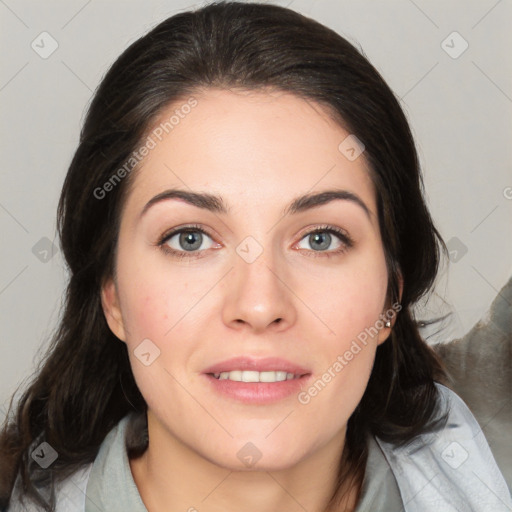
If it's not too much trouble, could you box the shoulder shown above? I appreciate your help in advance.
[375,383,512,511]
[6,464,93,512]
[55,464,94,511]
[7,414,135,512]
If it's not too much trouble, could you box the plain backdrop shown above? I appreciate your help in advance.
[1,0,511,420]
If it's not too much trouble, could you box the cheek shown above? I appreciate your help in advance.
[119,275,195,409]
[116,257,208,392]
[121,288,170,343]
[298,255,387,409]
[305,255,388,337]
[117,248,197,342]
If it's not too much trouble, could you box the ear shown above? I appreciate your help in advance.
[377,271,404,345]
[101,277,127,342]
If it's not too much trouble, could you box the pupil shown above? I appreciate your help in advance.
[180,231,202,251]
[311,232,330,251]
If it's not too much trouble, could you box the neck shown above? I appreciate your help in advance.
[129,412,359,512]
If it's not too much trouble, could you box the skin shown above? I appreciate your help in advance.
[101,87,403,512]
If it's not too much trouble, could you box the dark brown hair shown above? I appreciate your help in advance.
[0,2,448,510]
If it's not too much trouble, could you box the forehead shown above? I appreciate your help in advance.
[123,87,376,221]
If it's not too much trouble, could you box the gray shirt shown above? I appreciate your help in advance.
[80,412,403,511]
[8,384,511,511]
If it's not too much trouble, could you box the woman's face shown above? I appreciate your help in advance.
[102,88,396,471]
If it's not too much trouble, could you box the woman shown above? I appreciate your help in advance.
[1,1,510,511]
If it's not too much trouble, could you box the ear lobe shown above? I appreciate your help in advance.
[397,271,404,305]
[377,325,392,346]
[101,277,127,342]
[377,270,405,346]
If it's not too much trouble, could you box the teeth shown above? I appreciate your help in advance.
[213,370,299,382]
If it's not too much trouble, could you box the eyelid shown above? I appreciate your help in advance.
[296,224,353,244]
[293,224,354,256]
[157,223,216,246]
[157,223,354,258]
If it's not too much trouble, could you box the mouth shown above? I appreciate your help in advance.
[202,356,311,380]
[208,370,305,382]
[202,356,312,404]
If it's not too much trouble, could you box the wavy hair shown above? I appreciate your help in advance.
[0,2,448,510]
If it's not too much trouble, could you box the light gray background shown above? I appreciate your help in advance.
[1,0,511,421]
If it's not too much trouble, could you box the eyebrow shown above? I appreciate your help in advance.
[140,188,372,220]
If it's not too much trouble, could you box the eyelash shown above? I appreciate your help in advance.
[156,223,354,260]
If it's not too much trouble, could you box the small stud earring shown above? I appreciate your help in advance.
[385,321,391,328]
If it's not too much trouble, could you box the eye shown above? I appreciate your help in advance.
[295,225,353,257]
[157,223,353,260]
[158,224,218,259]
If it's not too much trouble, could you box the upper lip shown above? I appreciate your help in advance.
[202,356,311,376]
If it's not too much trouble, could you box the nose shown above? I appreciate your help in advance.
[221,246,297,334]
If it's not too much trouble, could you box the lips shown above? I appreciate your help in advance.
[202,356,312,404]
[202,356,311,377]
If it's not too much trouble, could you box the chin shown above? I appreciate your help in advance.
[200,439,311,473]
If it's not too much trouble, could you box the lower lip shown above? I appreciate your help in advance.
[203,373,312,404]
